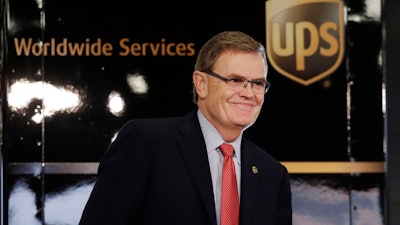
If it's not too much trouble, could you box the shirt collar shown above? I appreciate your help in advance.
[197,110,242,163]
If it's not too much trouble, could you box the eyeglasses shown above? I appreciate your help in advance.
[203,70,271,94]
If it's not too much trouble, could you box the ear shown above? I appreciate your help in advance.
[193,71,208,99]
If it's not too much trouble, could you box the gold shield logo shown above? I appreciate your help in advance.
[266,0,344,85]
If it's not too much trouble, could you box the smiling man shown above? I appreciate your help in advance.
[79,31,292,225]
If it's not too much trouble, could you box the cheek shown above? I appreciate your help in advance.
[255,95,265,105]
[211,86,229,101]
[206,87,225,107]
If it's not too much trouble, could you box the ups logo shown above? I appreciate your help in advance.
[266,0,344,85]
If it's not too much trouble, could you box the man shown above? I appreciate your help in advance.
[79,31,292,225]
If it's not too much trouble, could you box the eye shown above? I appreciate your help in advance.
[252,80,266,87]
[229,77,245,84]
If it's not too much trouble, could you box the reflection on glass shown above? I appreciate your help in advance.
[107,91,125,117]
[126,73,149,95]
[44,182,94,224]
[8,180,41,225]
[8,79,84,122]
[31,111,43,124]
[8,178,95,225]
[291,177,383,225]
[35,0,43,9]
[351,188,383,224]
[348,0,381,22]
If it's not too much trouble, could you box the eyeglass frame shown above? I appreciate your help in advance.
[202,70,271,94]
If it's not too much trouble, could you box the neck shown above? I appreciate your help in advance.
[218,129,242,143]
[198,107,243,143]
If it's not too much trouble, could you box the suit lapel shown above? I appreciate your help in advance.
[177,111,217,225]
[239,139,259,225]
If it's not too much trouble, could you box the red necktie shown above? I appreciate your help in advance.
[219,143,239,225]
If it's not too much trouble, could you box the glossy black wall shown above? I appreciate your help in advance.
[384,0,400,223]
[0,0,391,224]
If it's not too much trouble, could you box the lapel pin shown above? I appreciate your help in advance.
[252,166,258,174]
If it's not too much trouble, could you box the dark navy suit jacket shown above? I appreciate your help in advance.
[79,110,292,225]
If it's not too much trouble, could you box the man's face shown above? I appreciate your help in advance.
[202,51,267,133]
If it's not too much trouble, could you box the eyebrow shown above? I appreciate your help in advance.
[228,73,266,81]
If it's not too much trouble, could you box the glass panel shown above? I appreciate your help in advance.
[7,174,95,225]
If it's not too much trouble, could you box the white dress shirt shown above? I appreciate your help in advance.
[197,110,242,225]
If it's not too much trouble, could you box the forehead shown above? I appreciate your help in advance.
[214,51,267,78]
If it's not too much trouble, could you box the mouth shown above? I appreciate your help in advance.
[232,102,254,111]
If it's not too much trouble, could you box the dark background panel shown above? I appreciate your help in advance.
[1,0,394,224]
[3,0,355,162]
[347,20,383,162]
[384,0,400,223]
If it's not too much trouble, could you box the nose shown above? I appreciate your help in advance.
[243,80,254,90]
[241,81,255,95]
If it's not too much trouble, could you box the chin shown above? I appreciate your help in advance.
[234,120,253,128]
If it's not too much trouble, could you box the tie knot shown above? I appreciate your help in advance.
[220,143,234,157]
